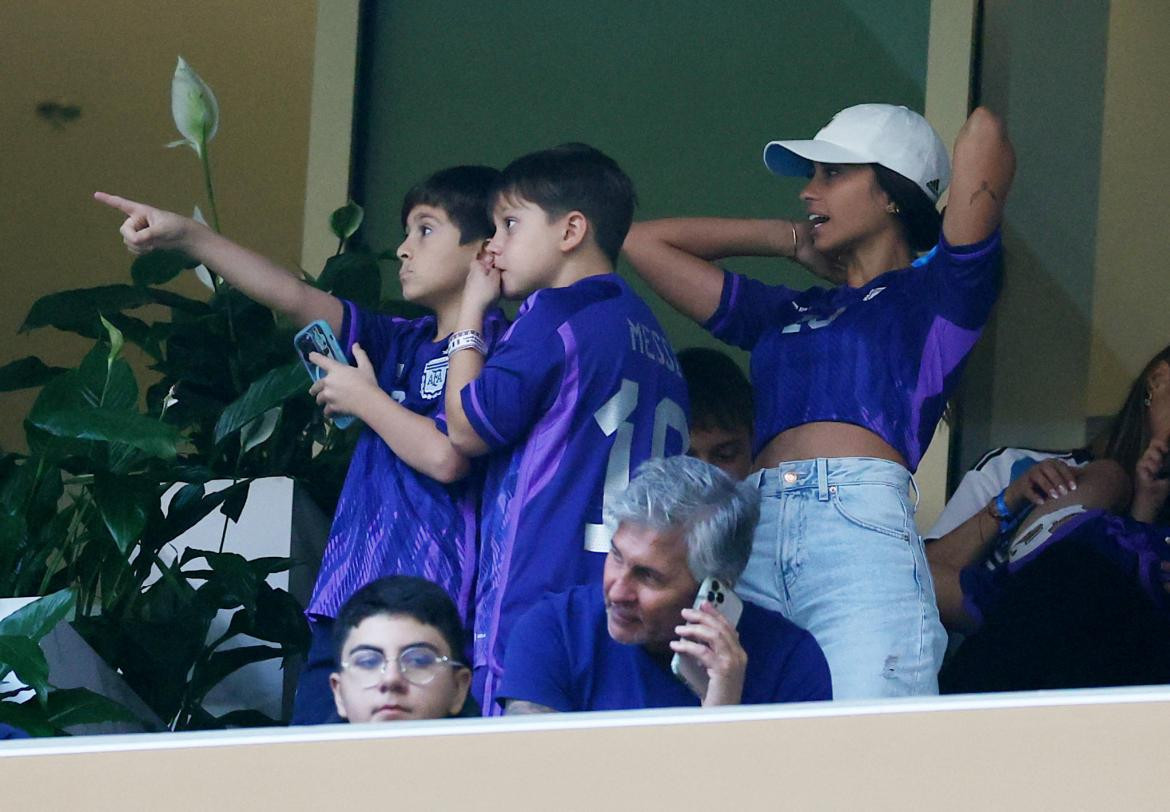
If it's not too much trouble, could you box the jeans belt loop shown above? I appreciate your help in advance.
[816,458,829,502]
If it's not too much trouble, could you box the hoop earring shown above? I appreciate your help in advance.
[886,202,900,215]
[1145,391,1153,407]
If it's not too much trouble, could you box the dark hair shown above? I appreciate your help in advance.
[872,164,941,252]
[332,575,467,664]
[494,143,636,266]
[401,165,501,244]
[1104,343,1170,479]
[678,347,754,434]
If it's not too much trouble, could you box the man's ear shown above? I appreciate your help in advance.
[448,667,472,717]
[329,672,349,721]
[559,211,588,253]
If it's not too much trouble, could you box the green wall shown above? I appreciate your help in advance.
[355,0,930,361]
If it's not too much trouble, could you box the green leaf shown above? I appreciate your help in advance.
[0,696,55,737]
[230,585,308,650]
[188,644,281,702]
[20,285,155,338]
[328,201,364,241]
[0,635,50,704]
[213,362,308,444]
[190,551,260,612]
[130,250,193,287]
[45,687,140,728]
[219,479,251,523]
[0,588,75,641]
[239,407,281,454]
[317,252,382,307]
[160,480,249,543]
[100,315,124,369]
[0,357,68,393]
[93,474,154,553]
[30,343,137,416]
[144,287,212,315]
[28,407,179,460]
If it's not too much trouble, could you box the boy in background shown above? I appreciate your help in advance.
[677,347,754,481]
[330,575,471,723]
[443,144,690,710]
[96,165,506,723]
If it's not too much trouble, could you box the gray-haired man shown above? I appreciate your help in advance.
[498,456,831,713]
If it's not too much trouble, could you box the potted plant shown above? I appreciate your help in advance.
[0,57,415,733]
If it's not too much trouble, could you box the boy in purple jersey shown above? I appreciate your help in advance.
[442,144,690,711]
[97,165,506,724]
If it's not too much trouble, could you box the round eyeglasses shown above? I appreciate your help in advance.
[341,644,465,688]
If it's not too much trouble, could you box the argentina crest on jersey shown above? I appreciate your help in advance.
[420,355,448,399]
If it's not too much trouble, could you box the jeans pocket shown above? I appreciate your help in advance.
[830,483,910,540]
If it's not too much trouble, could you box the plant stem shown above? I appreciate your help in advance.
[199,133,221,235]
[198,135,244,394]
[35,492,91,597]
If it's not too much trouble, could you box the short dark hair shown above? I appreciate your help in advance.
[332,575,467,664]
[401,165,501,244]
[494,143,636,265]
[872,164,942,252]
[678,347,754,434]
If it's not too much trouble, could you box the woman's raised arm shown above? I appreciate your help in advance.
[942,107,1016,246]
[623,217,807,323]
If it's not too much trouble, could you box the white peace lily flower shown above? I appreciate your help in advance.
[161,384,180,418]
[191,206,216,290]
[167,56,219,157]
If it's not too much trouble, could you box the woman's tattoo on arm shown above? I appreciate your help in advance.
[969,181,1001,206]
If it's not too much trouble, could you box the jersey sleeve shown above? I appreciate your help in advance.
[702,269,802,351]
[918,229,1003,327]
[497,597,575,712]
[336,299,412,372]
[460,307,563,450]
[771,630,833,702]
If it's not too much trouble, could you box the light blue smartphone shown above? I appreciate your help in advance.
[293,319,355,429]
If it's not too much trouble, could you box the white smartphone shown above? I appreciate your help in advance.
[669,576,744,698]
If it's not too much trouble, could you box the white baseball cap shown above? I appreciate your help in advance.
[762,104,950,203]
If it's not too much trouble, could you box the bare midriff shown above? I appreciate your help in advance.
[754,421,908,471]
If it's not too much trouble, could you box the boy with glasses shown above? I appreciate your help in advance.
[330,575,472,723]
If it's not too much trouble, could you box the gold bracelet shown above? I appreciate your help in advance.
[790,223,798,257]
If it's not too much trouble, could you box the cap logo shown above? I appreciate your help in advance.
[927,178,940,196]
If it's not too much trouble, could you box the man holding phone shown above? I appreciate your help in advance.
[499,457,831,713]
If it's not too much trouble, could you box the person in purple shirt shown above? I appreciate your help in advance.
[499,456,831,713]
[98,166,506,723]
[443,145,690,712]
[624,105,1016,698]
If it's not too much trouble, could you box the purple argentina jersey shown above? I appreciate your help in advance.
[461,273,689,707]
[705,229,1002,471]
[307,301,508,624]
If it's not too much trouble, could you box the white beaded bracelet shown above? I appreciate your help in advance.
[445,329,487,357]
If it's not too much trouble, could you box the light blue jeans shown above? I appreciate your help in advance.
[739,458,946,699]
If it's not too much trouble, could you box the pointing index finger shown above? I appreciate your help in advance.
[93,191,138,215]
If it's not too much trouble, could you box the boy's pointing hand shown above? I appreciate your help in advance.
[94,191,199,256]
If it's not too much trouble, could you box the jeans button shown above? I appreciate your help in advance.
[783,471,798,484]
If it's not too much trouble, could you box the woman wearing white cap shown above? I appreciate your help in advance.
[623,104,1014,698]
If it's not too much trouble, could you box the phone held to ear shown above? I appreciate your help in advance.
[670,576,744,698]
[293,319,356,429]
